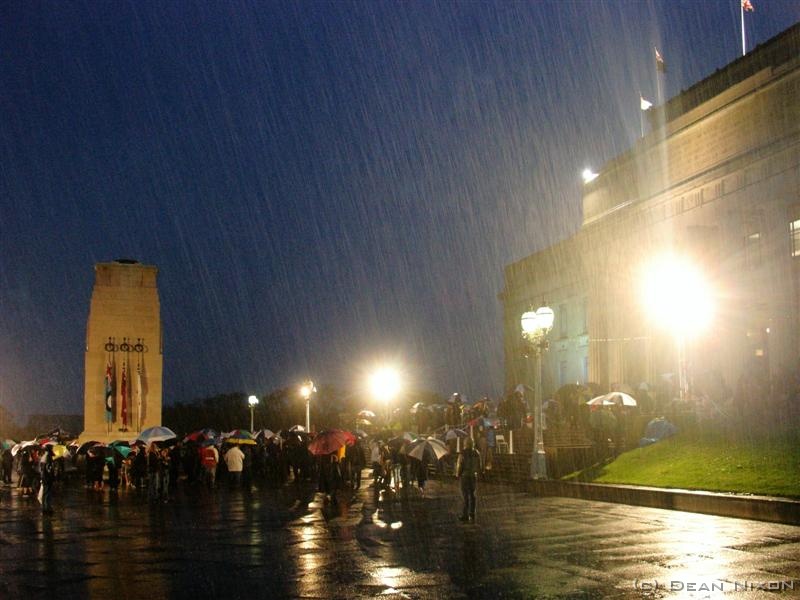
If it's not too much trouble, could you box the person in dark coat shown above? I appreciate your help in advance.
[40,446,56,513]
[456,438,482,523]
[346,439,365,490]
[107,455,120,493]
[132,447,146,489]
[1,447,13,484]
[415,456,428,497]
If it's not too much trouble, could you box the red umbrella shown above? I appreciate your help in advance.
[308,429,356,456]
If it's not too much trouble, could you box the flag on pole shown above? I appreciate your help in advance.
[742,0,754,12]
[655,47,666,73]
[640,96,653,111]
[136,362,143,431]
[120,360,128,428]
[104,359,114,423]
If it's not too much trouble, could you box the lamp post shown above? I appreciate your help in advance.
[521,305,554,480]
[247,395,259,432]
[300,381,315,432]
[369,367,401,425]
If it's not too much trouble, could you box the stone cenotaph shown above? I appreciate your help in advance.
[80,260,163,442]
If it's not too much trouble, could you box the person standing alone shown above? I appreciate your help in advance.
[39,445,56,514]
[456,437,481,523]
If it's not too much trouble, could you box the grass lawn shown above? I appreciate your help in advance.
[565,429,800,498]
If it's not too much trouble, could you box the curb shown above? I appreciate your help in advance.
[522,480,800,526]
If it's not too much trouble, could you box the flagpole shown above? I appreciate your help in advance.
[639,91,644,138]
[741,2,746,56]
[655,48,663,106]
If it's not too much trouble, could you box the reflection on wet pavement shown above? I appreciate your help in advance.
[1,476,799,598]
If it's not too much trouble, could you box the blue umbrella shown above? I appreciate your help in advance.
[136,426,177,444]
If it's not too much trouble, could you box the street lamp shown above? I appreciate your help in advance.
[247,395,259,432]
[521,305,554,479]
[369,366,401,424]
[299,380,316,432]
[641,254,714,401]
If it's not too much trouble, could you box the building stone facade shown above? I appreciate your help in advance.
[80,260,163,441]
[503,24,800,402]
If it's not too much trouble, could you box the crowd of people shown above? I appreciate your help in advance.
[2,417,496,525]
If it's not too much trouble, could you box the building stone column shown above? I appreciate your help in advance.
[80,260,162,442]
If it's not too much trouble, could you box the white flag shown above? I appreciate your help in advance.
[136,362,143,428]
[640,96,653,111]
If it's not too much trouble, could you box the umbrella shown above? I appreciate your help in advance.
[76,440,101,455]
[255,429,276,440]
[357,409,377,419]
[51,444,69,458]
[109,439,130,447]
[108,445,133,462]
[308,429,356,456]
[587,392,637,407]
[289,424,306,432]
[405,437,449,461]
[184,428,218,443]
[353,429,369,439]
[409,402,426,414]
[43,441,70,458]
[445,428,467,441]
[137,426,177,444]
[387,432,417,448]
[224,429,257,445]
[1,439,15,450]
[12,440,37,456]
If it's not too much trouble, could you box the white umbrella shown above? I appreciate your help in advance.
[136,426,177,444]
[445,429,467,441]
[12,440,36,456]
[587,392,637,407]
[405,437,449,461]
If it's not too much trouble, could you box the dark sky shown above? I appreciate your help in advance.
[1,1,798,418]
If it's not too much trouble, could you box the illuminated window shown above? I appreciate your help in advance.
[791,219,800,257]
[745,232,761,268]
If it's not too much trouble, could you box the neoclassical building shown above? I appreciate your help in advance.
[502,23,800,401]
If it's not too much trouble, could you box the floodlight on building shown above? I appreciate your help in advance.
[641,254,714,337]
[582,168,598,184]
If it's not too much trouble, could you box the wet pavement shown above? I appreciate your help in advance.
[2,474,799,599]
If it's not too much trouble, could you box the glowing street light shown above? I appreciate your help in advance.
[369,366,401,423]
[521,305,554,479]
[247,395,259,432]
[299,380,316,433]
[641,254,715,401]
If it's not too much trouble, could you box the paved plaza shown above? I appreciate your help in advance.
[1,475,799,599]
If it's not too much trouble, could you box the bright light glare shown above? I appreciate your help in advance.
[247,395,259,407]
[369,367,401,403]
[299,381,315,399]
[641,255,714,336]
[582,168,598,183]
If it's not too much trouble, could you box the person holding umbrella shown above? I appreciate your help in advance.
[456,437,482,523]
